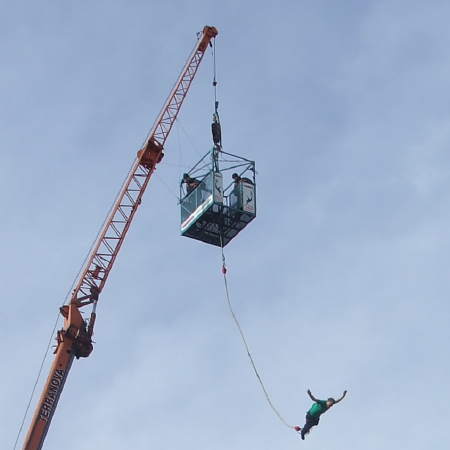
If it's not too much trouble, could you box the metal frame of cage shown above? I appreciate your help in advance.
[179,147,256,247]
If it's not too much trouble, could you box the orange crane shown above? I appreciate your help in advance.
[22,25,218,450]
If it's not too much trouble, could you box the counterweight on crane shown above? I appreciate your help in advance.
[22,25,218,450]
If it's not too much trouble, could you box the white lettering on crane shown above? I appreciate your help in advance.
[39,369,65,422]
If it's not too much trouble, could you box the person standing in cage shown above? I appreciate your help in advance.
[183,173,200,194]
[295,389,347,440]
[232,172,253,186]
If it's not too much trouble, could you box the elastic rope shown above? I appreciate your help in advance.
[219,238,295,430]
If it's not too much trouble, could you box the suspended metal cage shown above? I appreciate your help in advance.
[180,147,256,247]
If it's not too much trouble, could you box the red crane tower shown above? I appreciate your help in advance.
[22,25,218,450]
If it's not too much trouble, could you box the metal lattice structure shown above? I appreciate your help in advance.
[73,27,217,306]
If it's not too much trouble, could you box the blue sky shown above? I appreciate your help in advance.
[2,1,450,449]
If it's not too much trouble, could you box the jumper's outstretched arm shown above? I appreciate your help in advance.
[334,390,348,404]
[307,389,319,402]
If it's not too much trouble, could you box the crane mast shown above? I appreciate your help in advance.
[22,25,218,450]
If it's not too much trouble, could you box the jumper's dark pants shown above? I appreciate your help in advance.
[301,413,320,437]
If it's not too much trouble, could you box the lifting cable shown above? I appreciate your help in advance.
[219,238,297,432]
[212,38,218,111]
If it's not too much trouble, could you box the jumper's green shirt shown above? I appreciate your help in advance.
[308,400,328,418]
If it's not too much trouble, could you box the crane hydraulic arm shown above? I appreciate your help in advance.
[22,25,218,450]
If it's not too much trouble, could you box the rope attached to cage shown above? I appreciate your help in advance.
[218,237,298,432]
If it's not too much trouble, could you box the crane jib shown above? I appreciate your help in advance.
[21,25,218,450]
